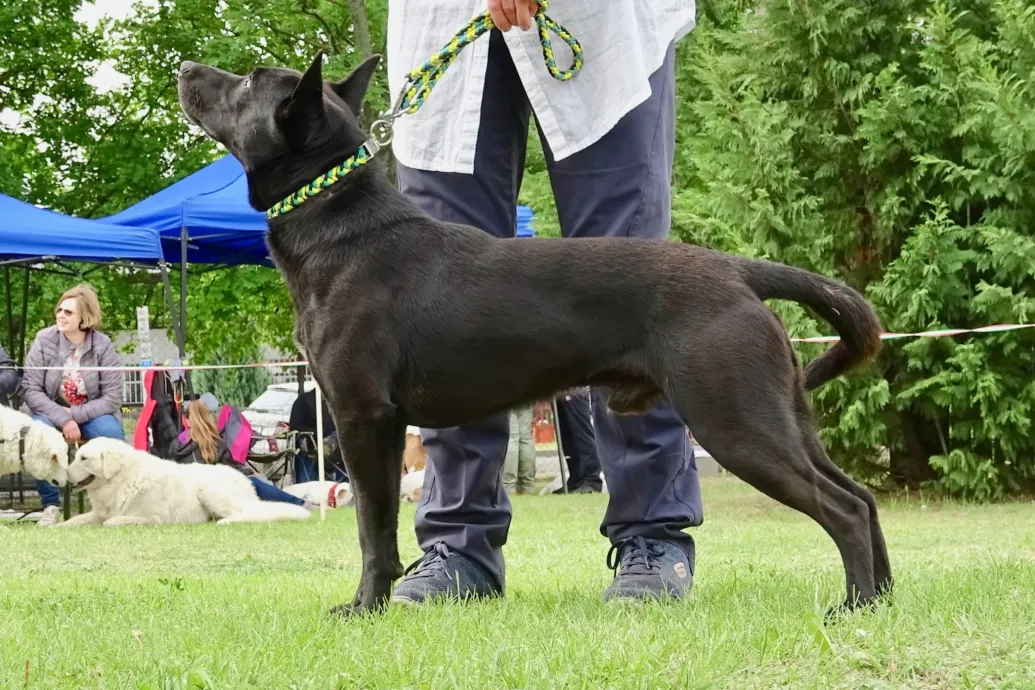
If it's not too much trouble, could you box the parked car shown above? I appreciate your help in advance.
[242,381,316,453]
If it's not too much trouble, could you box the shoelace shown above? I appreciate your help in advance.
[402,541,453,580]
[607,537,666,576]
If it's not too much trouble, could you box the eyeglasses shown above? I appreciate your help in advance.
[55,307,75,317]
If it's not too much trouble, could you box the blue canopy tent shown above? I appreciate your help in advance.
[101,153,536,359]
[0,193,170,364]
[102,154,536,265]
[0,193,164,264]
[100,155,269,267]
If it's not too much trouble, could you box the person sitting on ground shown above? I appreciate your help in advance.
[169,394,313,509]
[21,283,126,527]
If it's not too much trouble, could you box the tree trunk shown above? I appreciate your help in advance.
[890,409,940,487]
[346,0,397,185]
[345,0,372,56]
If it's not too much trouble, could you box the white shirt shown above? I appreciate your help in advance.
[386,1,696,174]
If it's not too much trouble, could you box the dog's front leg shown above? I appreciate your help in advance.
[330,408,406,618]
[55,510,103,528]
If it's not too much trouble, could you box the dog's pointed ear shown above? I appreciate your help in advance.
[291,51,325,104]
[331,54,381,115]
[284,51,326,117]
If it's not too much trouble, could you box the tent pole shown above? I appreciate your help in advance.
[179,228,194,395]
[3,268,12,357]
[159,260,184,359]
[179,227,188,354]
[18,266,29,363]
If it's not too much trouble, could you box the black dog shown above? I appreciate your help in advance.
[177,52,891,618]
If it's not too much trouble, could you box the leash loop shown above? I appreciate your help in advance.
[368,0,583,145]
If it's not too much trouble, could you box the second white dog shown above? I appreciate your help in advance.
[0,404,69,486]
[60,437,310,527]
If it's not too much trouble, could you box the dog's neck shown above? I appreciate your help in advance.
[246,141,365,216]
[249,130,425,264]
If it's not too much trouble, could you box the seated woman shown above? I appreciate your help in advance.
[169,394,313,509]
[21,284,126,527]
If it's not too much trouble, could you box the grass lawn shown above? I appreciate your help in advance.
[2,475,1034,689]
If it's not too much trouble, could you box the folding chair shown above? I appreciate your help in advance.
[246,427,298,487]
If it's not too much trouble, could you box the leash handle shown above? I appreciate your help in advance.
[369,0,583,146]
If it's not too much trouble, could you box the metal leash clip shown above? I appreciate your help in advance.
[367,88,408,149]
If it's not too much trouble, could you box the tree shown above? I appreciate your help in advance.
[678,0,1035,498]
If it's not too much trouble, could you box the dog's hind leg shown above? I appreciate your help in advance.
[664,312,877,614]
[329,404,407,618]
[793,389,893,599]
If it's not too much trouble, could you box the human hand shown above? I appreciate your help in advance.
[62,419,82,443]
[488,0,538,32]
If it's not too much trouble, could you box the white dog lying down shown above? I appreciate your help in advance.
[0,404,68,486]
[59,437,310,527]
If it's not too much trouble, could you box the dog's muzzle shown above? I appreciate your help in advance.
[72,475,96,490]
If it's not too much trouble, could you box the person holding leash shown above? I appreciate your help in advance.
[21,283,127,527]
[387,0,703,604]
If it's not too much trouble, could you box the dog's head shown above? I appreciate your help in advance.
[67,437,127,489]
[21,422,69,487]
[177,51,381,202]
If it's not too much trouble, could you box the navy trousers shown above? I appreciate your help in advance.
[555,389,602,492]
[396,31,703,590]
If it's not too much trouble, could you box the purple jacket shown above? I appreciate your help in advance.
[20,325,124,427]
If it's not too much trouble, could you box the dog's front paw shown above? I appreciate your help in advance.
[824,595,880,625]
[329,602,356,619]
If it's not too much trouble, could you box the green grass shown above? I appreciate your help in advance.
[2,476,1034,689]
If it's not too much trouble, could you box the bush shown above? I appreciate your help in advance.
[676,0,1035,498]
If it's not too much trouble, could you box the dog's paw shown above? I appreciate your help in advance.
[824,596,881,625]
[328,602,356,619]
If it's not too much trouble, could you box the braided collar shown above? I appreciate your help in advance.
[266,141,378,220]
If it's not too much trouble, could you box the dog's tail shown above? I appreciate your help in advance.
[738,258,883,390]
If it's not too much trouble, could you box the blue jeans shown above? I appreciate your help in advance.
[248,476,306,506]
[35,414,124,508]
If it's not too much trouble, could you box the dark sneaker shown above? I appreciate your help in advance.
[391,542,501,605]
[603,537,693,602]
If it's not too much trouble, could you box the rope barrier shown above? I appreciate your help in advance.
[0,324,1030,372]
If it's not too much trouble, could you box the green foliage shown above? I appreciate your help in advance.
[679,0,1035,497]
